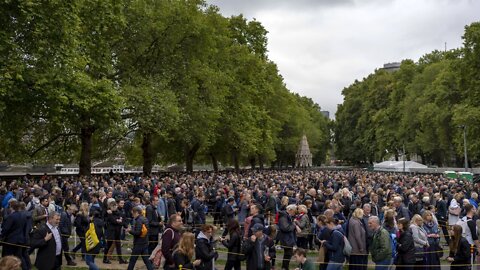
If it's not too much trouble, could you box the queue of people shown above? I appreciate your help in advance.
[0,170,479,270]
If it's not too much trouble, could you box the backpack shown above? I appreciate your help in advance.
[456,216,473,244]
[389,232,397,259]
[334,230,352,257]
[186,206,194,224]
[140,223,148,238]
[149,228,174,268]
[54,204,63,213]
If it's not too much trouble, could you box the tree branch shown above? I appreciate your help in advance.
[29,132,80,158]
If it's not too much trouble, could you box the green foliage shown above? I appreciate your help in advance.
[0,0,330,171]
[335,21,480,166]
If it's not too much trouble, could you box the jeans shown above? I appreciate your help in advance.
[72,237,86,259]
[128,246,154,270]
[326,262,344,270]
[85,254,99,270]
[375,259,391,270]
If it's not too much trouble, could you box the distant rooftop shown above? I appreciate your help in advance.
[382,62,401,72]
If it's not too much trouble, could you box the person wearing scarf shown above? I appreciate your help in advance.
[422,211,441,270]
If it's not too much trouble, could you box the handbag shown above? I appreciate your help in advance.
[85,222,99,251]
[150,228,174,268]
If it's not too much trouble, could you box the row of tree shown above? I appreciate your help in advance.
[0,0,330,175]
[335,22,480,167]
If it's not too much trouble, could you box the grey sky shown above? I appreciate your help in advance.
[206,0,480,117]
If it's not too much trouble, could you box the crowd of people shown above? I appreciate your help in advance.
[0,170,479,270]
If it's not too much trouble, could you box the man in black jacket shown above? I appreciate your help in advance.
[146,196,162,253]
[30,211,63,270]
[1,200,29,270]
[126,206,154,270]
[59,205,77,266]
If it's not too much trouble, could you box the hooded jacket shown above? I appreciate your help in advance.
[195,231,218,270]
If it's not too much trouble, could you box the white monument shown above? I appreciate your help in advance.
[295,135,312,167]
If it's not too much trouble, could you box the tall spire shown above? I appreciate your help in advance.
[296,135,312,167]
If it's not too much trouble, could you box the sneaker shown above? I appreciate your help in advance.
[119,259,128,264]
[103,258,111,264]
[67,261,77,266]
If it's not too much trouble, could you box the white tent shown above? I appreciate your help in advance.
[373,160,427,172]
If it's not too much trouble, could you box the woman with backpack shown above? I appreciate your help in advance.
[320,217,345,270]
[221,219,242,270]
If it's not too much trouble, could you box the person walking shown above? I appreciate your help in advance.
[71,202,89,261]
[59,204,77,266]
[146,196,162,254]
[221,219,242,270]
[126,206,154,270]
[84,210,104,270]
[161,214,183,270]
[103,201,127,264]
[30,212,63,270]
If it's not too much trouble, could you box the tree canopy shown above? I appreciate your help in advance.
[335,22,480,167]
[0,0,330,174]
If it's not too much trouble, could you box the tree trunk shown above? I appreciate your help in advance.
[232,150,240,173]
[79,126,94,176]
[258,154,264,170]
[249,157,256,170]
[185,143,200,173]
[210,153,218,172]
[142,132,153,176]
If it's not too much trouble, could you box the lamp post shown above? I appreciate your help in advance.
[459,125,468,172]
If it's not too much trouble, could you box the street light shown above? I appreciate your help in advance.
[459,125,468,172]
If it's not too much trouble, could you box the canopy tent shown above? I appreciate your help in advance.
[373,160,427,172]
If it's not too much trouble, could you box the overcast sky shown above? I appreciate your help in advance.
[206,0,480,117]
